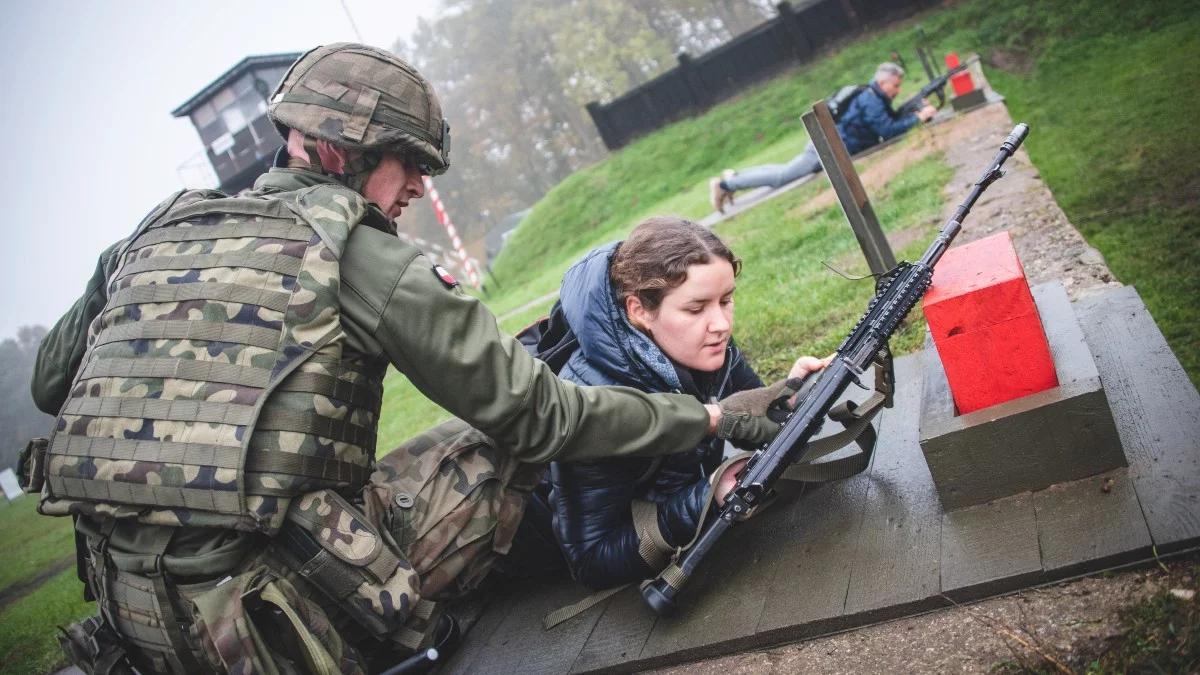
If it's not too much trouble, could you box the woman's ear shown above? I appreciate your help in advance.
[626,295,651,333]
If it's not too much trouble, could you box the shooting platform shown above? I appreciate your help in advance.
[444,283,1200,674]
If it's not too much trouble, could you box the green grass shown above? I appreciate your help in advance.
[0,497,75,592]
[0,499,83,674]
[984,21,1200,385]
[0,568,90,675]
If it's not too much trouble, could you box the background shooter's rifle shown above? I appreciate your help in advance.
[640,123,1030,616]
[896,55,979,116]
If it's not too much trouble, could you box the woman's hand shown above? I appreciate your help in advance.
[788,353,835,380]
[714,458,749,506]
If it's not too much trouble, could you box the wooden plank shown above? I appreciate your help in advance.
[444,577,607,675]
[1074,285,1200,552]
[843,354,944,617]
[940,491,1042,600]
[441,585,519,673]
[754,460,873,633]
[801,101,896,276]
[636,501,785,664]
[569,586,657,673]
[1033,468,1152,575]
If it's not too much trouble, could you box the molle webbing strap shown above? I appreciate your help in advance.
[106,282,292,314]
[117,251,304,279]
[276,371,383,409]
[246,450,370,485]
[256,409,376,448]
[631,500,672,570]
[64,396,257,427]
[126,222,313,251]
[51,435,242,470]
[160,196,299,227]
[80,357,272,389]
[48,475,242,512]
[92,320,283,351]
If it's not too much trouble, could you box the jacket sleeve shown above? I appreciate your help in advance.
[551,461,657,589]
[862,91,919,142]
[32,240,124,414]
[340,228,711,464]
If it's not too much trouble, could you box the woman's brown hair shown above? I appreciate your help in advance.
[610,216,741,313]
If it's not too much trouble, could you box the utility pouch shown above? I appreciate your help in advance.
[191,566,364,675]
[273,489,433,650]
[18,436,47,494]
[57,615,135,675]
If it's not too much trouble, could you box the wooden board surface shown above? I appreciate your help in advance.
[1073,286,1200,552]
[443,285,1199,674]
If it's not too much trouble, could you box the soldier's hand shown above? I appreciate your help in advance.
[713,377,806,444]
[917,104,937,122]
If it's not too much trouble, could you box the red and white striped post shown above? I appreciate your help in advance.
[422,176,481,288]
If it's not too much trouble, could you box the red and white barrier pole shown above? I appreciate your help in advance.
[422,176,481,288]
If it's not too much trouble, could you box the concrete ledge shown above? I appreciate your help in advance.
[919,281,1126,510]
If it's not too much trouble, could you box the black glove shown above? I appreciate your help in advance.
[714,377,806,444]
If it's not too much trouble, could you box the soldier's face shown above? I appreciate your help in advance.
[364,154,426,219]
[626,259,736,373]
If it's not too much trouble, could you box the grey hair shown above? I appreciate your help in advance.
[874,61,905,82]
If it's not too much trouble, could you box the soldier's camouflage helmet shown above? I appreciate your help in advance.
[269,43,450,176]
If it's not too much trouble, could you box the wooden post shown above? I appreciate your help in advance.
[775,1,814,60]
[800,99,896,276]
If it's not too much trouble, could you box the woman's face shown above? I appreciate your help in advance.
[627,259,736,373]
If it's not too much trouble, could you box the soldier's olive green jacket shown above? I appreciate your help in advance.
[32,168,711,464]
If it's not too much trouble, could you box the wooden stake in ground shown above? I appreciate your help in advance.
[801,101,897,277]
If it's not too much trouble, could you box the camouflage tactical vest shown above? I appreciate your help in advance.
[40,183,385,534]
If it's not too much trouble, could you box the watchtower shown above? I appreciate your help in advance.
[171,53,300,194]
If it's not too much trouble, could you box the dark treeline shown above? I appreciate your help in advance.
[392,0,776,250]
[0,326,54,472]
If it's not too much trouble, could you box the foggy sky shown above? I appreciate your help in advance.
[0,0,437,340]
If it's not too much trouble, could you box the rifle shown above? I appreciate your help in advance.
[640,123,1030,616]
[896,56,979,116]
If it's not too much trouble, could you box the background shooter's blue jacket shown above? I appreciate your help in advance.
[548,242,763,589]
[836,81,920,155]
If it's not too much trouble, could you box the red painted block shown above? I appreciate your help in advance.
[923,231,1058,414]
[945,52,976,96]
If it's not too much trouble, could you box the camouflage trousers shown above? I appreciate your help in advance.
[63,418,544,675]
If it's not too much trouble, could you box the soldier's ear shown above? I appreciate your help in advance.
[314,140,350,174]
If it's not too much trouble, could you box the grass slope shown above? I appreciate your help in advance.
[0,498,82,675]
[385,0,1200,447]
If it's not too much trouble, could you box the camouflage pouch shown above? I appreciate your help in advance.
[191,565,364,675]
[273,489,429,648]
[365,418,545,601]
[17,436,47,494]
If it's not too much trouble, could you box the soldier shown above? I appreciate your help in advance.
[23,44,789,674]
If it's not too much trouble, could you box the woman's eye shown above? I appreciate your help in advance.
[686,307,704,315]
[720,298,733,307]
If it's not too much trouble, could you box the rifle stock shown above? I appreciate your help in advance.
[640,123,1030,615]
